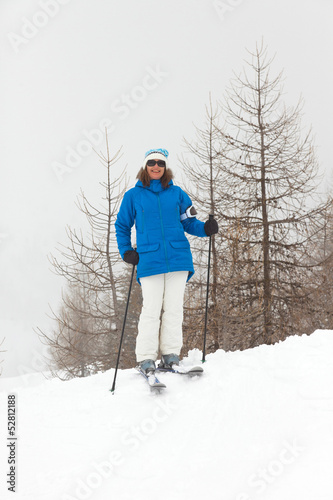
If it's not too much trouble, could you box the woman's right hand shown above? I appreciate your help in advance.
[123,250,139,265]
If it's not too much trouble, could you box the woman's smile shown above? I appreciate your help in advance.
[147,162,165,179]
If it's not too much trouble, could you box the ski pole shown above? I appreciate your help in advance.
[202,214,214,363]
[110,262,136,394]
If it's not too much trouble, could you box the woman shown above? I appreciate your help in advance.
[115,148,218,374]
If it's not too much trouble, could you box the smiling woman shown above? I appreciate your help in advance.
[146,159,165,180]
[115,148,218,375]
[136,149,172,188]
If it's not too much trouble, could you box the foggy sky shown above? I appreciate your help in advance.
[1,0,332,377]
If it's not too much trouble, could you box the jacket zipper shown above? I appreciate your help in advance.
[157,193,170,272]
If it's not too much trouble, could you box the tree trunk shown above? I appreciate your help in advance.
[257,62,272,343]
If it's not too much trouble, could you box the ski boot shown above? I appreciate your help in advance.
[159,353,180,369]
[139,359,156,375]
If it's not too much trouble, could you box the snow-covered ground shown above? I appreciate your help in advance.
[1,330,333,500]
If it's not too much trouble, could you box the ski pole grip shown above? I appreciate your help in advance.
[209,214,214,220]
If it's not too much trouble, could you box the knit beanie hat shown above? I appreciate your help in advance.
[143,148,169,168]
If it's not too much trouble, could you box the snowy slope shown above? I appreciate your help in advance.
[1,330,333,500]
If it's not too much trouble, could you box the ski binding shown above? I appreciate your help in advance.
[136,366,166,392]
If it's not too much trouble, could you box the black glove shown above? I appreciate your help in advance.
[123,250,139,265]
[204,218,218,236]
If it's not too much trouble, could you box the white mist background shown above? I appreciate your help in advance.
[0,0,332,377]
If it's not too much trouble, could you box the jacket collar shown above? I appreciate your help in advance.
[135,179,173,193]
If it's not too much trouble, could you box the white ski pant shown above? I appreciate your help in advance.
[136,271,188,362]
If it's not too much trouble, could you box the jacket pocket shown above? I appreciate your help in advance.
[169,240,190,249]
[138,243,160,253]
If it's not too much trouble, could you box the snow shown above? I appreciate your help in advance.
[1,330,333,500]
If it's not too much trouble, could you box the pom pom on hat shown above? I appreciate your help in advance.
[143,148,169,168]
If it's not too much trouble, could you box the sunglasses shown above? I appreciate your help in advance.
[146,160,166,168]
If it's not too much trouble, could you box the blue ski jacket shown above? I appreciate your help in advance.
[115,179,207,283]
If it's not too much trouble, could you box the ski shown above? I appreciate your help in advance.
[156,365,204,377]
[136,366,166,392]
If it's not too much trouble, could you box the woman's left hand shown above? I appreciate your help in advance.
[204,218,219,236]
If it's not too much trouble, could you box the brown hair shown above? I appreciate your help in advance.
[136,167,173,188]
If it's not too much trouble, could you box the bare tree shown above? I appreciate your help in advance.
[44,282,102,379]
[182,41,333,352]
[214,41,332,345]
[38,136,130,377]
[180,97,223,353]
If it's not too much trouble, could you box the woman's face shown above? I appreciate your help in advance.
[146,159,165,180]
